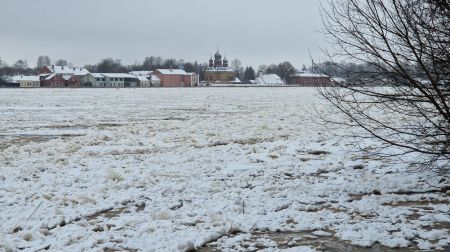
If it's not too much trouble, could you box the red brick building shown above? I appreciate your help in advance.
[41,74,66,88]
[64,75,81,87]
[39,65,88,88]
[154,69,192,87]
[289,73,331,86]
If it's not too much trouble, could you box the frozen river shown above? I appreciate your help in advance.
[0,88,449,251]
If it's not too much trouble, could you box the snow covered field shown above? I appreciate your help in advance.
[0,88,449,252]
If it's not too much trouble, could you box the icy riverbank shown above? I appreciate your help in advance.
[0,88,448,251]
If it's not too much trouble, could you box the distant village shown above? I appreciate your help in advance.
[2,50,331,88]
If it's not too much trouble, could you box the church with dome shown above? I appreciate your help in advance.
[205,50,239,84]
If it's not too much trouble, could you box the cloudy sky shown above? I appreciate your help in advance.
[0,0,327,68]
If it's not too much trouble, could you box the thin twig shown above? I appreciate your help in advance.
[27,201,43,221]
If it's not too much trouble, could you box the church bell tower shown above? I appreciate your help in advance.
[214,50,223,68]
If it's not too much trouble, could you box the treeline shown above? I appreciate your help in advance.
[1,55,388,84]
[0,59,35,80]
[311,61,381,79]
[85,57,211,80]
[311,61,437,84]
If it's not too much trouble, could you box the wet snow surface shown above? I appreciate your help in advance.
[0,88,449,252]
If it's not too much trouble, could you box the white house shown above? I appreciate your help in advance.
[13,76,41,88]
[255,74,285,86]
[82,73,106,87]
[101,73,138,88]
[130,72,152,87]
[136,76,151,87]
[186,72,200,86]
[150,75,161,87]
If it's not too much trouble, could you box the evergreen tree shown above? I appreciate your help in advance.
[244,66,256,81]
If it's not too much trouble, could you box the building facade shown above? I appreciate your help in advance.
[39,65,90,88]
[187,73,199,86]
[13,76,40,88]
[41,74,66,87]
[154,69,191,87]
[82,73,106,87]
[205,50,237,84]
[150,75,161,87]
[136,76,151,87]
[289,73,331,86]
[64,75,81,87]
[101,73,139,88]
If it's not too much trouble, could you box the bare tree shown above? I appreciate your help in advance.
[37,56,51,69]
[55,59,69,67]
[13,60,28,69]
[96,58,127,73]
[319,0,450,173]
[257,65,267,76]
[231,59,244,79]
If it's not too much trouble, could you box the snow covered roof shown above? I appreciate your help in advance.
[45,66,73,74]
[291,72,329,78]
[63,75,75,81]
[206,67,235,72]
[101,73,136,78]
[73,68,90,76]
[130,71,152,76]
[12,75,40,82]
[136,76,149,81]
[151,75,160,81]
[3,76,15,83]
[156,69,187,75]
[89,73,104,78]
[230,77,242,83]
[255,74,285,85]
[45,66,90,75]
[44,74,57,80]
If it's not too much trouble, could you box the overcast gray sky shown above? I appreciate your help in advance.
[0,0,326,69]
